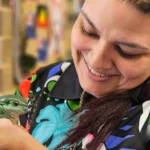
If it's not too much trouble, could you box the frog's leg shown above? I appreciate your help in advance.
[10,118,18,124]
[0,114,11,119]
[0,114,17,124]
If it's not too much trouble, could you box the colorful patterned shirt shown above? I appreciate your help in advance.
[16,60,150,150]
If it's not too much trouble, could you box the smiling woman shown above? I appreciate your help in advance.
[71,0,150,98]
[0,0,150,150]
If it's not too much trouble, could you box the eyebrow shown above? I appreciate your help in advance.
[81,10,149,51]
[81,10,100,33]
[115,41,149,50]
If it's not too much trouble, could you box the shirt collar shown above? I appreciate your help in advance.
[48,60,150,103]
[48,61,83,99]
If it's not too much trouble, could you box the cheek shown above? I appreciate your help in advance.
[71,27,91,53]
[117,59,150,87]
[121,63,139,78]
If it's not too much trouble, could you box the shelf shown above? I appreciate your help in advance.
[0,64,13,69]
[0,0,10,8]
[0,36,12,40]
[0,1,18,95]
[0,6,11,12]
[0,88,16,96]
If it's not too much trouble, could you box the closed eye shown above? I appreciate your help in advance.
[115,45,142,59]
[81,25,99,39]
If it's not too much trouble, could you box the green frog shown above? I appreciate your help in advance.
[0,95,28,124]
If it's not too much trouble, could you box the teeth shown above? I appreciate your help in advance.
[88,65,109,77]
[101,73,109,77]
[91,68,101,76]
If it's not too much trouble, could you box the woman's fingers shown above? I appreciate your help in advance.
[0,118,25,149]
[0,118,48,150]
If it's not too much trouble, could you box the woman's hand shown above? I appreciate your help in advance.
[0,118,48,150]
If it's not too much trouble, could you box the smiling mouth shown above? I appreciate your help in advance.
[87,65,110,77]
[82,55,117,78]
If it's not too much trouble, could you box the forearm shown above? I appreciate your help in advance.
[0,118,48,150]
[21,133,48,150]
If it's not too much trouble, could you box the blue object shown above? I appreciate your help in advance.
[26,13,36,38]
[37,39,48,61]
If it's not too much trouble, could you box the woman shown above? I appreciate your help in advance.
[0,0,150,149]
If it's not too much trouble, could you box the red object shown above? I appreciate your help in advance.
[19,79,31,99]
[26,69,37,78]
[36,18,48,28]
[19,69,38,98]
[36,5,49,28]
[25,120,30,132]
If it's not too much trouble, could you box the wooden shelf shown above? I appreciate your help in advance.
[0,36,12,40]
[0,6,11,12]
[0,88,16,96]
[0,1,15,95]
[0,64,12,69]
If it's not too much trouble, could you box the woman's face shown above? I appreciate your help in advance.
[71,0,150,98]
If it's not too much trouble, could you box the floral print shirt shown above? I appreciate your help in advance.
[16,60,150,150]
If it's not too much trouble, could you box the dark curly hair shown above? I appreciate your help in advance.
[56,77,150,150]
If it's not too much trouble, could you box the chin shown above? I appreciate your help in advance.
[80,81,106,98]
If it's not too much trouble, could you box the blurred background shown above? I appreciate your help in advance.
[0,0,85,95]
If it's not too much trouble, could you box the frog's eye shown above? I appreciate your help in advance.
[12,101,19,106]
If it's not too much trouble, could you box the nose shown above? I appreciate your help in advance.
[88,41,114,71]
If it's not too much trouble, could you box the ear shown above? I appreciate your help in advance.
[128,77,150,104]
